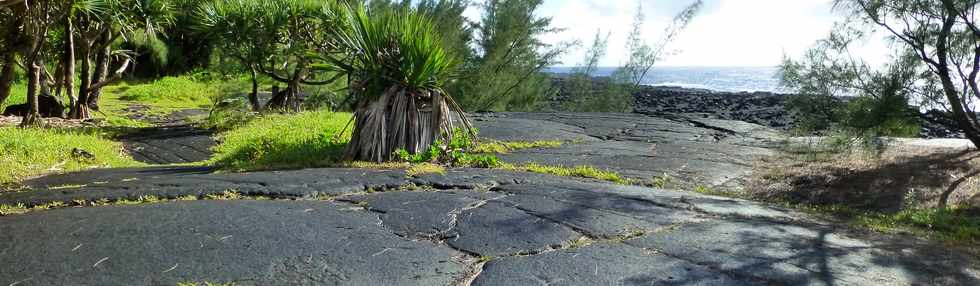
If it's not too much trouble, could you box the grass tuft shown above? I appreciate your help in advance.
[471,140,563,154]
[406,163,446,176]
[504,163,627,184]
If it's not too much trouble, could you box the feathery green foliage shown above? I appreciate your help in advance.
[781,24,922,147]
[560,0,703,112]
[452,0,567,112]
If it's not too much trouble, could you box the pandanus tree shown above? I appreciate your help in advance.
[3,0,73,126]
[69,0,174,119]
[196,0,341,112]
[322,5,475,162]
[0,6,21,107]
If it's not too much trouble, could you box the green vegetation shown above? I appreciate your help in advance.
[781,0,980,148]
[650,172,673,188]
[114,76,215,109]
[560,1,702,112]
[0,190,270,217]
[505,163,627,184]
[406,163,446,177]
[788,203,980,248]
[178,283,234,286]
[0,127,141,185]
[471,140,563,154]
[209,110,352,170]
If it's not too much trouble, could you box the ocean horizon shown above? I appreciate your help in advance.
[544,66,786,93]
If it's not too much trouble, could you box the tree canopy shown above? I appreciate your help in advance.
[784,0,980,148]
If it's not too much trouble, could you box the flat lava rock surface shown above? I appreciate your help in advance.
[1,113,978,285]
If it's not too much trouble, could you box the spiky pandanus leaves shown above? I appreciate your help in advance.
[324,5,475,162]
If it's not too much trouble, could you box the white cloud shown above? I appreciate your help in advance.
[462,0,890,67]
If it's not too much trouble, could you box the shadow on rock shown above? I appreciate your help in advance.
[752,149,980,213]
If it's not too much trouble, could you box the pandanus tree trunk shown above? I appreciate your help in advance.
[0,53,14,107]
[21,58,43,126]
[248,67,260,111]
[88,44,110,111]
[345,87,474,162]
[63,19,76,110]
[71,43,93,119]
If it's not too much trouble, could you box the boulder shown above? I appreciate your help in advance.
[2,92,67,118]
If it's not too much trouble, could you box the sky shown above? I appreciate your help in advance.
[464,0,889,67]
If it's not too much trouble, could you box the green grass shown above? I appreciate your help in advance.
[0,190,272,217]
[209,110,353,170]
[0,127,142,185]
[504,163,627,184]
[472,140,563,154]
[0,81,27,111]
[779,202,980,250]
[112,76,218,109]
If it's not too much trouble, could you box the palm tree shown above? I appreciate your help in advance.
[323,5,475,162]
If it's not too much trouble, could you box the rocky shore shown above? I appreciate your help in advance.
[629,85,965,139]
[632,86,794,129]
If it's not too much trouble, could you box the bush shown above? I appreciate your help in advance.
[209,111,352,170]
[0,127,142,185]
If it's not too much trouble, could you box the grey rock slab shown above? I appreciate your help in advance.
[341,191,488,239]
[495,180,804,222]
[497,190,704,238]
[450,201,584,256]
[471,113,600,142]
[471,112,779,188]
[410,168,564,190]
[471,242,750,286]
[2,168,409,206]
[625,219,980,286]
[0,200,468,286]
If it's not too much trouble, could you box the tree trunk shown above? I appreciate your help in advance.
[287,62,308,112]
[71,44,93,119]
[21,59,42,127]
[0,53,14,107]
[249,67,260,111]
[87,44,110,111]
[63,19,76,110]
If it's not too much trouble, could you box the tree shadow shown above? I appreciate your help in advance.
[755,149,980,213]
[490,183,980,285]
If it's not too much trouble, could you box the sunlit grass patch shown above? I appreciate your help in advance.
[472,140,563,154]
[0,127,142,185]
[177,281,234,286]
[407,163,446,176]
[111,76,217,109]
[857,206,980,245]
[0,81,27,112]
[209,110,352,170]
[502,163,627,184]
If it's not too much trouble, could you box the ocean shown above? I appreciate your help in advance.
[544,66,786,93]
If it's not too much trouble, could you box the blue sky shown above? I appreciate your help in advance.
[465,0,889,67]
